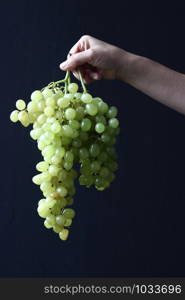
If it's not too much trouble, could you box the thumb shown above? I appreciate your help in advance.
[60,49,93,70]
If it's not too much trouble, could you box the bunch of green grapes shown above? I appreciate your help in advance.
[10,71,120,241]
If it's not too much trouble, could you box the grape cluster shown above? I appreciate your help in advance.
[10,71,120,241]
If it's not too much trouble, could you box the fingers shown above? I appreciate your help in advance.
[69,35,91,54]
[60,49,93,71]
[72,69,102,84]
[86,70,102,80]
[68,40,83,55]
[72,67,93,84]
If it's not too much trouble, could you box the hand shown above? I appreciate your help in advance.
[59,35,126,83]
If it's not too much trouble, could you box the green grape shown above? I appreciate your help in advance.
[101,134,111,143]
[95,176,106,188]
[62,208,75,219]
[36,161,49,172]
[100,167,110,178]
[62,125,74,137]
[95,122,105,133]
[68,82,78,93]
[107,106,118,118]
[32,174,43,185]
[91,160,101,172]
[79,174,87,185]
[55,147,65,158]
[71,129,79,138]
[51,155,61,165]
[16,99,26,110]
[41,122,50,132]
[10,110,19,122]
[41,171,52,182]
[18,111,29,123]
[31,90,43,102]
[51,121,61,133]
[44,106,54,117]
[46,96,56,107]
[71,147,79,161]
[42,88,53,98]
[37,204,51,218]
[80,165,91,176]
[42,145,55,157]
[37,113,47,125]
[59,229,69,240]
[65,108,76,120]
[81,118,91,131]
[68,120,80,129]
[61,136,72,146]
[40,182,52,192]
[60,198,68,207]
[53,224,63,233]
[47,116,56,124]
[64,218,72,227]
[48,165,59,176]
[57,94,71,108]
[45,197,56,208]
[56,215,66,226]
[92,97,102,105]
[79,147,89,159]
[46,215,56,226]
[37,100,45,111]
[63,161,73,170]
[52,138,62,148]
[38,199,45,206]
[90,143,100,157]
[86,103,98,116]
[81,93,92,103]
[37,140,46,150]
[55,89,63,99]
[44,131,54,142]
[75,106,85,120]
[72,139,82,148]
[64,151,74,162]
[27,102,37,113]
[95,115,107,125]
[109,118,119,128]
[44,220,52,229]
[86,175,94,186]
[10,71,120,241]
[74,92,81,100]
[98,101,109,114]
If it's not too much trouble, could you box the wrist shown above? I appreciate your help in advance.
[115,49,141,82]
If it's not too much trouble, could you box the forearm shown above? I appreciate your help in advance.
[118,51,185,114]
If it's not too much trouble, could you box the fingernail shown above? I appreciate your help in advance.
[91,73,99,80]
[60,61,67,69]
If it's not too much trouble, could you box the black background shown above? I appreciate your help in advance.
[1,0,185,277]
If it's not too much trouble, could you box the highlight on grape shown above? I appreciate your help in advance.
[10,70,120,241]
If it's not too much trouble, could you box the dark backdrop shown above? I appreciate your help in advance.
[1,0,185,277]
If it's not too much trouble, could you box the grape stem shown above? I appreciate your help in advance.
[64,71,70,94]
[41,71,70,91]
[78,70,87,93]
[42,69,87,94]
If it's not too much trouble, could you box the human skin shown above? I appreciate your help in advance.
[60,35,185,115]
